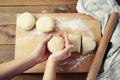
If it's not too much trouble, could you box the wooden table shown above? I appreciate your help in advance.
[0,0,120,80]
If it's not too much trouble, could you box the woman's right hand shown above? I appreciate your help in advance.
[49,32,74,63]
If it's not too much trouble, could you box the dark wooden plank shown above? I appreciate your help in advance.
[0,5,76,25]
[0,24,15,44]
[0,0,77,6]
[0,5,76,14]
[12,73,87,80]
[0,44,14,63]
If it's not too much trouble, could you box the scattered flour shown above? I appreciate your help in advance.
[56,18,88,31]
[24,28,44,40]
[58,7,66,11]
[70,54,93,70]
[56,18,95,39]
[41,10,48,13]
[58,53,94,71]
[24,17,95,40]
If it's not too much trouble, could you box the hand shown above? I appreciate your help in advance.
[49,32,74,63]
[32,34,52,63]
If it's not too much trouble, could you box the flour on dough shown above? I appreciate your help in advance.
[82,36,96,54]
[17,12,35,30]
[47,36,64,53]
[36,16,55,33]
[68,34,81,53]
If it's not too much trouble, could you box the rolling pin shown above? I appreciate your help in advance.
[86,12,119,80]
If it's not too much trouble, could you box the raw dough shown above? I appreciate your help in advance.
[17,12,35,30]
[36,16,55,32]
[47,36,64,53]
[82,36,96,54]
[68,34,81,53]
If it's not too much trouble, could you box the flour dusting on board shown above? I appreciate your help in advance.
[24,18,95,40]
[24,28,44,40]
[58,53,94,71]
[56,18,95,39]
[56,18,88,31]
[41,10,48,13]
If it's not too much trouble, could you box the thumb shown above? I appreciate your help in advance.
[43,34,53,44]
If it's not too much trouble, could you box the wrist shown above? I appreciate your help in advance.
[48,55,58,64]
[29,54,40,64]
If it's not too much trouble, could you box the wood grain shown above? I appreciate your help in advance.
[0,5,76,14]
[12,73,87,80]
[0,44,14,63]
[0,24,15,44]
[0,5,76,25]
[0,0,77,6]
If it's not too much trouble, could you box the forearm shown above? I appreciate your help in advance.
[0,55,38,80]
[43,56,57,80]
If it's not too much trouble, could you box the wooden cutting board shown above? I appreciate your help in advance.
[15,13,101,73]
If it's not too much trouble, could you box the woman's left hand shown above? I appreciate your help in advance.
[32,34,52,63]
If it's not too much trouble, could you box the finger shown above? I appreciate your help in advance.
[56,33,62,37]
[68,50,72,56]
[43,34,53,44]
[62,45,74,53]
[64,32,70,47]
[62,45,74,58]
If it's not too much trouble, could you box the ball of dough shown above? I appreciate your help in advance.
[68,34,81,53]
[47,36,64,53]
[82,36,96,54]
[36,16,55,32]
[17,12,35,30]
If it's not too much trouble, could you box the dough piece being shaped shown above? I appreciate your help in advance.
[36,16,55,32]
[82,36,96,54]
[68,34,81,53]
[17,12,35,30]
[47,36,64,53]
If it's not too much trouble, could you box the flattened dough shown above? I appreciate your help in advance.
[82,36,96,54]
[47,36,64,53]
[36,16,55,32]
[17,12,35,30]
[68,34,81,53]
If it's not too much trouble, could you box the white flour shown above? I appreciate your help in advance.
[41,10,48,13]
[56,18,88,31]
[25,18,94,40]
[58,53,94,71]
[56,18,95,39]
[24,28,44,40]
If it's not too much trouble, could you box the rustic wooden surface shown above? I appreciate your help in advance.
[0,0,119,80]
